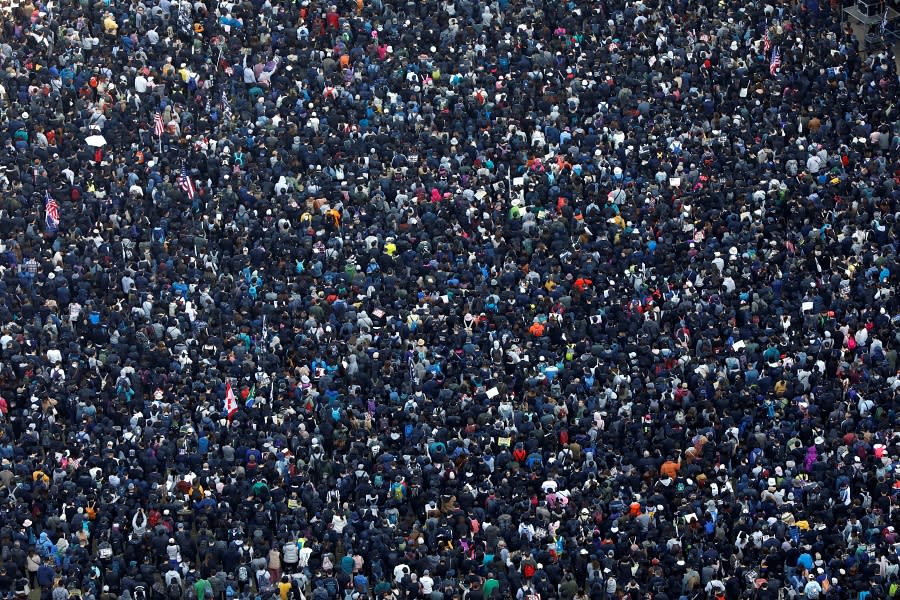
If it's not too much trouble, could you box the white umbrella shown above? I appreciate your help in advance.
[85,134,107,147]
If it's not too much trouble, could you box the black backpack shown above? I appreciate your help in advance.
[167,583,181,600]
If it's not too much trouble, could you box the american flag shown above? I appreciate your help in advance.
[221,91,233,121]
[153,112,164,137]
[45,190,59,233]
[769,46,781,76]
[763,28,771,53]
[179,160,196,199]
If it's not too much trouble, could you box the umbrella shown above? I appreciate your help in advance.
[219,15,242,28]
[85,135,107,147]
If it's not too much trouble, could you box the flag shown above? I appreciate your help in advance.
[882,9,888,34]
[221,91,233,121]
[153,112,164,137]
[408,355,417,385]
[177,0,193,38]
[179,160,196,199]
[224,381,238,418]
[763,28,771,53]
[246,384,256,408]
[44,190,59,233]
[769,46,781,76]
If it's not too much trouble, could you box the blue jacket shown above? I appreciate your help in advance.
[36,532,55,559]
[37,564,55,587]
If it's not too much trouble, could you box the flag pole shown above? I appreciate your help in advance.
[270,371,275,407]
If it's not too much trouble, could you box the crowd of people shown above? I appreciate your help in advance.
[0,0,899,597]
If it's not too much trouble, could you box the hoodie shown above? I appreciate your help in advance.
[37,532,55,559]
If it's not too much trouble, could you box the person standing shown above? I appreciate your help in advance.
[36,558,56,595]
[193,575,212,600]
[277,575,292,600]
[26,548,41,591]
[268,546,282,586]
[282,539,299,575]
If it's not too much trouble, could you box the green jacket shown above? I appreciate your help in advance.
[194,579,211,600]
[483,578,499,599]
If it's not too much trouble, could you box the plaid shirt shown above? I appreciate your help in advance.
[22,258,39,275]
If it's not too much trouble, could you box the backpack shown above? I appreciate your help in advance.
[238,566,249,582]
[749,448,762,466]
[324,578,338,596]
[391,481,405,501]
